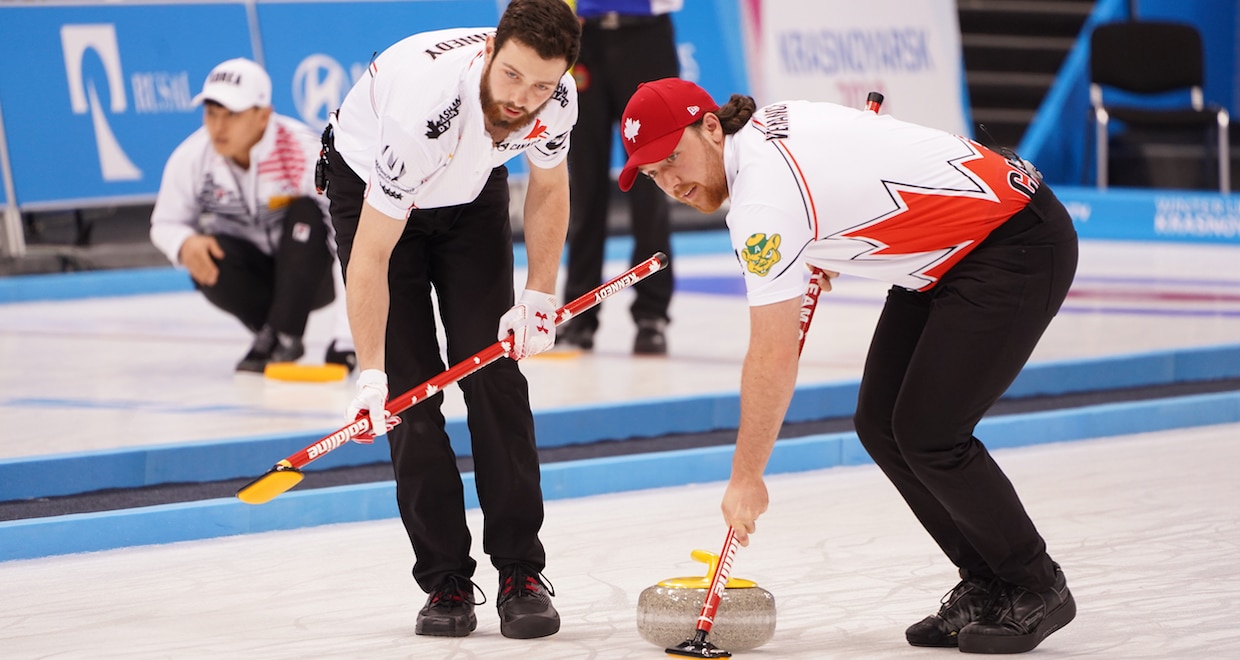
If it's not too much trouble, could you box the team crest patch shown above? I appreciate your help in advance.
[741,233,781,276]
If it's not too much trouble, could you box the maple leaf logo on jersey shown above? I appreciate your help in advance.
[425,97,462,139]
[623,117,641,142]
[832,138,1031,288]
[523,119,549,140]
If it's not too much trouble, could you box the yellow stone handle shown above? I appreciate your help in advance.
[657,549,758,589]
[692,548,721,578]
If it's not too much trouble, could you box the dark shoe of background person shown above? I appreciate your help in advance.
[416,575,482,637]
[957,565,1076,654]
[906,572,999,647]
[496,564,560,639]
[324,340,357,373]
[633,319,667,355]
[236,326,305,372]
[555,322,594,351]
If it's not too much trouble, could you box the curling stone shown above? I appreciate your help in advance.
[637,549,776,651]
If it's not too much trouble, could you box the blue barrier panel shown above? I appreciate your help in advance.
[255,0,500,132]
[1056,185,1240,244]
[0,267,191,304]
[4,342,1239,502]
[0,2,254,208]
[6,390,1240,562]
[0,0,755,209]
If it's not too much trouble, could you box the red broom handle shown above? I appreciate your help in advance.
[277,251,670,471]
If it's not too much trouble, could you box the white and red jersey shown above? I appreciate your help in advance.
[331,27,578,218]
[150,113,329,265]
[724,100,1040,306]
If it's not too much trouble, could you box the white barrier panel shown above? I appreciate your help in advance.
[746,0,967,135]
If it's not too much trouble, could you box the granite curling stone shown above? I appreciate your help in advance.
[637,549,776,651]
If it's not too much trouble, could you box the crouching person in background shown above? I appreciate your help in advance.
[150,57,354,373]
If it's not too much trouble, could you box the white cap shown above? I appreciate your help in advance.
[192,58,271,112]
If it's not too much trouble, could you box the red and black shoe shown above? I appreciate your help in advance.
[496,564,559,639]
[416,575,482,637]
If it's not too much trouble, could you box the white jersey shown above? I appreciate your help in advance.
[150,113,329,265]
[331,27,577,218]
[725,101,1040,306]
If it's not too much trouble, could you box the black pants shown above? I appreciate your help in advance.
[853,184,1078,592]
[324,144,546,592]
[196,197,334,336]
[563,14,680,333]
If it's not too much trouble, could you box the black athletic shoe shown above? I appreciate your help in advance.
[496,564,560,639]
[236,326,304,373]
[958,565,1076,654]
[633,319,667,355]
[416,575,481,637]
[555,323,594,351]
[906,573,998,647]
[324,340,357,373]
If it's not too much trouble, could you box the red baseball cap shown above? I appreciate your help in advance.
[617,78,719,192]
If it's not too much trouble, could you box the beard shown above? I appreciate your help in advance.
[678,181,728,214]
[479,61,550,131]
[674,130,730,213]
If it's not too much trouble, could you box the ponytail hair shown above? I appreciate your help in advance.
[716,94,757,135]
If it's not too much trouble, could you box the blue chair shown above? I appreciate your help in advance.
[1089,21,1229,192]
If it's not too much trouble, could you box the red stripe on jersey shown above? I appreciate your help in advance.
[773,140,819,235]
[751,118,819,235]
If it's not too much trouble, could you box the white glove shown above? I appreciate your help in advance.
[346,369,391,444]
[497,289,557,360]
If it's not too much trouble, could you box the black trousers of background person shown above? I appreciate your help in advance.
[196,196,334,336]
[563,14,680,334]
[854,183,1078,593]
[323,146,547,593]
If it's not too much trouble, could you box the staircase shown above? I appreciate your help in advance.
[957,0,1096,149]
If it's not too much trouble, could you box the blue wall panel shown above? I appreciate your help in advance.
[0,3,253,206]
